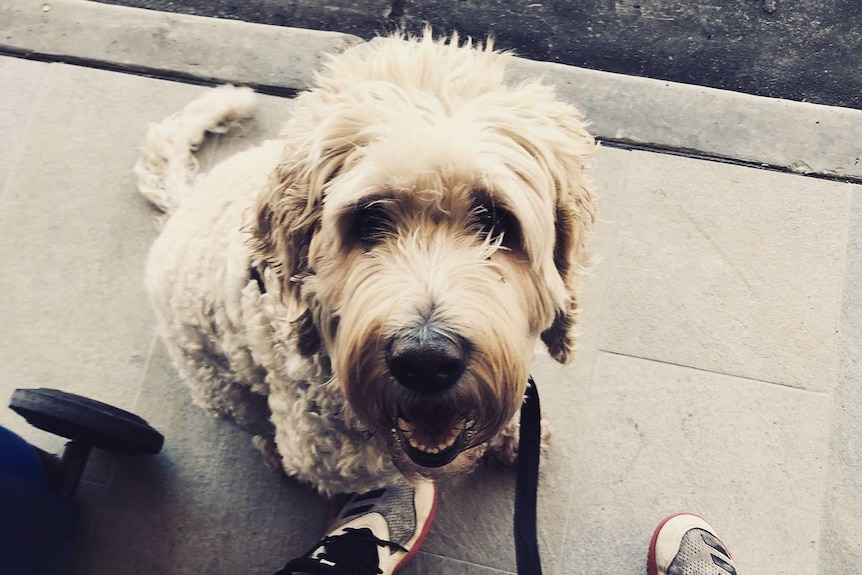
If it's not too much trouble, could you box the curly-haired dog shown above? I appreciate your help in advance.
[139,32,596,496]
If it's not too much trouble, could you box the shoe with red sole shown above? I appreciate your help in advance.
[276,479,437,575]
[648,513,738,575]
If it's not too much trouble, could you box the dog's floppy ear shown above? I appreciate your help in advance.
[251,143,334,357]
[253,156,321,302]
[538,106,597,365]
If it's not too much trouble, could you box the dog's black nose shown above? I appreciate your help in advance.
[387,330,467,394]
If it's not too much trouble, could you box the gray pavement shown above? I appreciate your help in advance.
[1,1,861,574]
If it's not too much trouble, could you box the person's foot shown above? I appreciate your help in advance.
[276,479,437,575]
[648,513,738,575]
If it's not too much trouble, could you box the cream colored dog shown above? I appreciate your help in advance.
[139,31,596,496]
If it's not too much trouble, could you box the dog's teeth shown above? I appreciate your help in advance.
[407,434,432,453]
[400,421,466,455]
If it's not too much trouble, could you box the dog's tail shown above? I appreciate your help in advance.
[135,85,257,216]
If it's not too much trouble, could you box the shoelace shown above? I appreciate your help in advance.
[277,527,407,575]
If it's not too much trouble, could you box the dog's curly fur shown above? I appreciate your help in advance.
[139,31,596,496]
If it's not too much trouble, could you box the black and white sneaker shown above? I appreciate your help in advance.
[648,513,739,575]
[276,479,437,575]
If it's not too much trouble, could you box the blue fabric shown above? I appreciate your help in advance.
[0,474,80,574]
[0,425,45,487]
[0,426,79,573]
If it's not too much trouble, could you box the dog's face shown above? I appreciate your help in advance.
[253,33,596,478]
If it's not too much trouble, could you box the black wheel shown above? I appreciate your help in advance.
[9,388,164,455]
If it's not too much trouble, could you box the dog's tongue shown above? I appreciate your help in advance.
[413,421,452,445]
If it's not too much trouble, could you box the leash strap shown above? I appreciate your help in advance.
[514,376,542,575]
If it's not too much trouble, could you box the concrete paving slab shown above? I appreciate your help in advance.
[0,0,361,94]
[0,58,48,191]
[561,351,832,575]
[4,0,861,182]
[818,186,862,574]
[405,552,515,575]
[596,146,851,392]
[507,58,862,181]
[0,62,170,448]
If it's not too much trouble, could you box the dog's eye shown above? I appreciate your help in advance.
[474,204,521,250]
[351,203,394,247]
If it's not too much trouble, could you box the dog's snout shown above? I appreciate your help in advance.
[387,330,467,394]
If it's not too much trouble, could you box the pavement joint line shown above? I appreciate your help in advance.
[417,551,517,574]
[598,138,862,186]
[0,48,303,98]
[132,334,161,414]
[597,349,832,395]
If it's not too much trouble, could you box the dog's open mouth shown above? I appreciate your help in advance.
[394,415,472,468]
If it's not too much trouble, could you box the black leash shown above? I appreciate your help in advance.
[514,376,542,575]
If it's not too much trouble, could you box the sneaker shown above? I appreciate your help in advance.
[276,479,437,575]
[648,513,739,575]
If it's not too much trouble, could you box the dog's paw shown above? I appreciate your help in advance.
[484,412,551,467]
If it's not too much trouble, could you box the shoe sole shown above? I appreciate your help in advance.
[393,481,438,572]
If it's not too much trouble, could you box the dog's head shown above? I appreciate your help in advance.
[252,32,596,477]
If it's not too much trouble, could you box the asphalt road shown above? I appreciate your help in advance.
[91,0,862,110]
